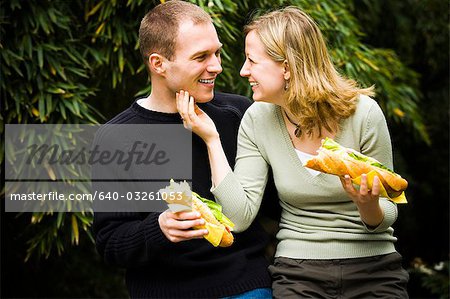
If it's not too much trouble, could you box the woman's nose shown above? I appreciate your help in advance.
[240,60,250,77]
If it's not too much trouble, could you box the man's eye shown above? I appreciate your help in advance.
[196,55,206,61]
[215,50,221,57]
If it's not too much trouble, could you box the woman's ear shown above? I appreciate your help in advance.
[283,60,291,81]
[148,53,166,75]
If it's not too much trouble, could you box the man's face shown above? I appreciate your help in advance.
[164,20,223,103]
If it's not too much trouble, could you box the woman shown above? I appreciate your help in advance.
[177,6,409,298]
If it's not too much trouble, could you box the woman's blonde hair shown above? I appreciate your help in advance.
[245,7,374,137]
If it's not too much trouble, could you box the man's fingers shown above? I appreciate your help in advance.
[165,211,206,230]
[172,217,205,229]
[160,209,209,243]
[166,217,208,241]
[168,210,201,220]
[167,228,209,242]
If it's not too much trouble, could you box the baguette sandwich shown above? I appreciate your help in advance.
[304,138,408,202]
[159,180,234,247]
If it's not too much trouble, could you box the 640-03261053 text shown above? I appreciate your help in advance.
[8,191,183,201]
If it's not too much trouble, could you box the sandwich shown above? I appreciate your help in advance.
[159,180,234,247]
[303,138,408,203]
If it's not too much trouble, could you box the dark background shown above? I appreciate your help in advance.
[1,0,448,298]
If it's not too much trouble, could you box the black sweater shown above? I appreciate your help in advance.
[93,92,272,298]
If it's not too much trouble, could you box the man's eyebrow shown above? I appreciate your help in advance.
[190,44,223,58]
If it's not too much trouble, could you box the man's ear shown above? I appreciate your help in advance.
[283,60,291,81]
[148,53,166,75]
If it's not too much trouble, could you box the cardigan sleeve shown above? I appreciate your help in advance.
[359,99,398,232]
[212,109,270,232]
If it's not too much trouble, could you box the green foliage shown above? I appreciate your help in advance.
[209,0,429,143]
[24,212,94,262]
[350,0,449,279]
[82,0,152,88]
[0,1,99,126]
[2,0,430,263]
[409,258,450,299]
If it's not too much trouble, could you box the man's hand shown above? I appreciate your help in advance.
[158,210,209,243]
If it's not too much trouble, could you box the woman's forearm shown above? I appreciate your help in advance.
[205,137,232,188]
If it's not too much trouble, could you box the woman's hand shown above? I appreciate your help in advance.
[340,174,384,228]
[176,90,231,187]
[176,90,219,143]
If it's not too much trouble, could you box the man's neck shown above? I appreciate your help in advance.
[140,88,178,113]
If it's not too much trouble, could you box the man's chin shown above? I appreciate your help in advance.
[193,92,214,103]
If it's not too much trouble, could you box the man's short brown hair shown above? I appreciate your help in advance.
[139,0,212,65]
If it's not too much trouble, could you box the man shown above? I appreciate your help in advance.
[93,1,273,298]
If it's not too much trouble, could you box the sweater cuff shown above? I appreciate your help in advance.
[363,199,398,232]
[211,171,241,213]
[211,171,253,232]
[143,212,172,248]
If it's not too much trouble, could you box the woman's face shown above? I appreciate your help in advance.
[240,30,287,105]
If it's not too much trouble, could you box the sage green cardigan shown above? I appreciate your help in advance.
[212,95,399,259]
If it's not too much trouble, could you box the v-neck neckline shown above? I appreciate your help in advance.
[275,105,342,184]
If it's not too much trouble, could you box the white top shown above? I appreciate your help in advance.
[294,149,321,177]
[136,98,145,106]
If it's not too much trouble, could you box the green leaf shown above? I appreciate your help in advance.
[24,35,33,58]
[38,96,46,122]
[56,212,64,229]
[37,46,44,69]
[58,101,67,120]
[71,214,79,245]
[118,48,124,73]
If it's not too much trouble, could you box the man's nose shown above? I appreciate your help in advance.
[207,55,222,74]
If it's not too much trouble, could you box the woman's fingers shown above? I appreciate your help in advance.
[341,175,356,194]
[371,175,380,196]
[180,90,187,118]
[176,90,193,129]
[359,174,381,198]
[341,174,381,202]
[176,91,181,116]
[359,174,368,195]
[175,90,218,142]
[188,95,197,121]
[176,90,205,123]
